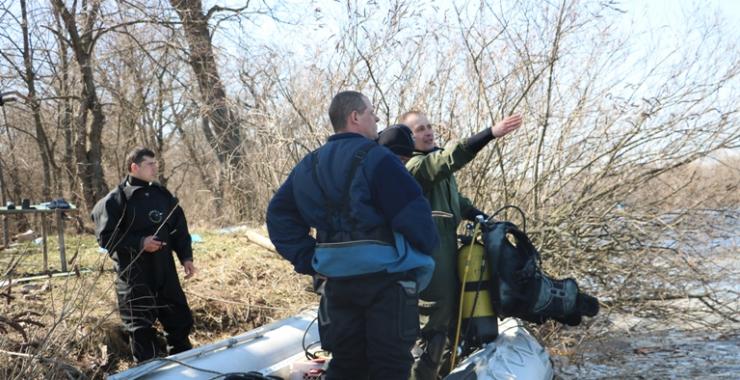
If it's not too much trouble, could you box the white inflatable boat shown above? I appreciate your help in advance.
[108,307,552,380]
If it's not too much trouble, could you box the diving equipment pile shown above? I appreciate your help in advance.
[482,220,600,326]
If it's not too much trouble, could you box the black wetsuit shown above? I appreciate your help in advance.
[91,175,193,362]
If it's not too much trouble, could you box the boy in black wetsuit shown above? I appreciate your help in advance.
[92,147,197,362]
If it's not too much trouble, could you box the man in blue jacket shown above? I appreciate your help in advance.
[267,91,439,379]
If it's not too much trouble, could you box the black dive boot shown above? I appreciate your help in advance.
[411,332,447,380]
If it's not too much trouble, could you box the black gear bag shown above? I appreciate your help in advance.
[482,221,599,326]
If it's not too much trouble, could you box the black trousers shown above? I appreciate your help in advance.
[117,281,193,362]
[319,271,419,380]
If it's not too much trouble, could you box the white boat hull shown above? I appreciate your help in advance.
[109,307,552,380]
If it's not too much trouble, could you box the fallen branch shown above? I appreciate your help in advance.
[0,348,86,379]
[0,269,94,288]
[600,292,714,307]
[245,229,275,252]
[0,315,28,341]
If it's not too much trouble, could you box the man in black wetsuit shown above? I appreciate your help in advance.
[92,147,197,362]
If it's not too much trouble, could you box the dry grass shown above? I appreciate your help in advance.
[0,229,318,379]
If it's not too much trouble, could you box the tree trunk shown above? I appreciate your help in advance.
[51,3,76,200]
[169,0,243,168]
[0,108,30,232]
[0,159,6,206]
[0,109,23,204]
[21,0,54,201]
[51,0,108,209]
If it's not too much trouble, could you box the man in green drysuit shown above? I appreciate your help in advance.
[400,111,523,379]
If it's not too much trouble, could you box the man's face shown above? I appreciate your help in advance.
[406,113,435,151]
[356,96,380,139]
[130,156,158,183]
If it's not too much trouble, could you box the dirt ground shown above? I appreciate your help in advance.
[0,228,317,378]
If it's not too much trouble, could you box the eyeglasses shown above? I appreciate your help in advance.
[138,160,159,168]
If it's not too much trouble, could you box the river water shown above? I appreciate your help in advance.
[554,209,739,379]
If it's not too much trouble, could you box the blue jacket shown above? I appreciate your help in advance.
[266,133,439,288]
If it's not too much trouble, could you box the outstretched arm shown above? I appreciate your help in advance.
[491,114,522,138]
[406,143,476,189]
[406,115,522,188]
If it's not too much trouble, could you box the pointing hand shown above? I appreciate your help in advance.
[491,114,523,138]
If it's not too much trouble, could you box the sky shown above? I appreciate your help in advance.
[214,0,740,48]
[207,0,740,92]
[207,0,739,115]
[213,0,737,162]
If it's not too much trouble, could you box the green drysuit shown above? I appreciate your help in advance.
[406,140,479,336]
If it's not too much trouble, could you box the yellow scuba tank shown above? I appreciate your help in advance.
[455,224,498,349]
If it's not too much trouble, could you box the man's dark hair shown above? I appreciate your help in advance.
[328,91,368,132]
[377,124,415,157]
[125,147,155,172]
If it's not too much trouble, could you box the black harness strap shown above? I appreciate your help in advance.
[311,150,335,218]
[341,142,376,229]
[311,141,378,240]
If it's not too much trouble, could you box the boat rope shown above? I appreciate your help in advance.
[135,358,281,380]
[450,220,481,369]
[490,204,527,233]
[141,357,222,375]
[206,372,282,380]
[302,315,322,359]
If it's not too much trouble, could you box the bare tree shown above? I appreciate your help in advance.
[20,0,54,200]
[0,2,55,200]
[0,94,31,232]
[168,0,243,168]
[51,0,108,210]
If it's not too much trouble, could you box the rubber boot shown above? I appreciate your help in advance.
[166,333,192,355]
[165,324,193,355]
[131,327,159,363]
[411,332,447,380]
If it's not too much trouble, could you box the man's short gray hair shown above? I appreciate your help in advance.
[329,91,368,132]
[400,110,424,124]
